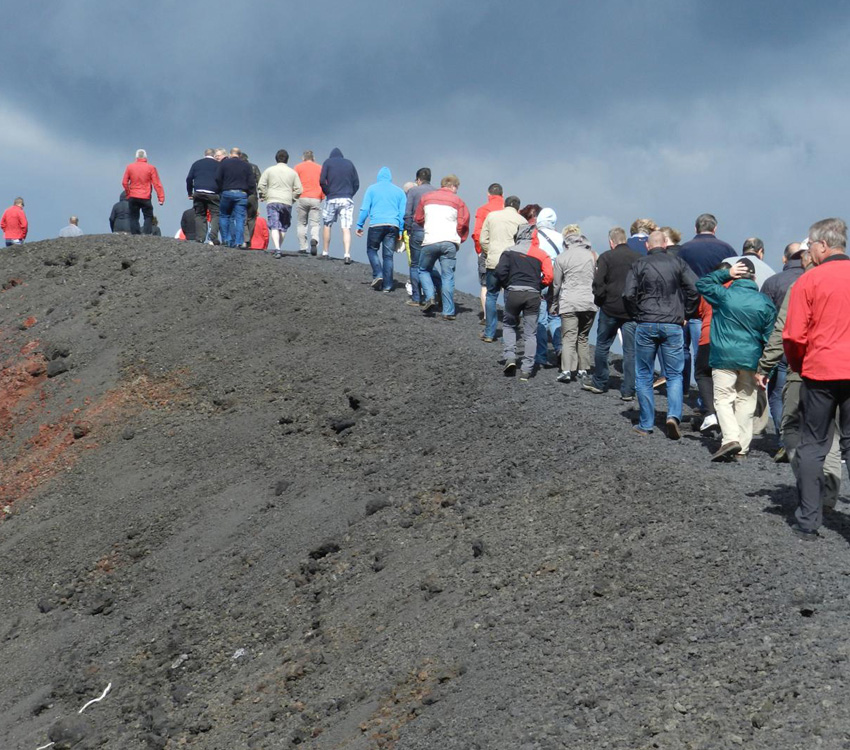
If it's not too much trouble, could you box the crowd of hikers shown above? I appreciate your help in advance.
[3,146,849,543]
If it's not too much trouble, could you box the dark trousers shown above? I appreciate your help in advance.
[795,378,850,531]
[694,343,714,413]
[128,197,154,235]
[245,194,259,244]
[193,193,220,244]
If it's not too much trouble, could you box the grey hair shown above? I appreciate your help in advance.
[204,148,215,156]
[608,227,627,245]
[742,237,764,254]
[695,213,717,233]
[136,149,147,159]
[809,217,848,249]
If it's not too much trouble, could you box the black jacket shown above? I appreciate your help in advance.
[622,248,699,324]
[215,157,256,194]
[186,156,220,196]
[320,147,359,200]
[592,243,642,319]
[760,258,804,311]
[109,191,131,233]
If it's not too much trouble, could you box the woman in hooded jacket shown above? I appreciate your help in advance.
[552,230,597,383]
[534,207,563,367]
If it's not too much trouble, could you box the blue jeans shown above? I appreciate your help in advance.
[408,229,441,302]
[768,358,787,446]
[219,190,248,247]
[419,242,457,315]
[592,310,636,396]
[535,299,562,365]
[485,270,501,338]
[366,225,397,290]
[635,322,685,431]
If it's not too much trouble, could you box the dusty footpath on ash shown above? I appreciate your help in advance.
[1,235,849,749]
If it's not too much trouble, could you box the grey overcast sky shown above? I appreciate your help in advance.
[2,0,849,293]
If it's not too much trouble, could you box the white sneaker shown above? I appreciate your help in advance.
[700,413,719,432]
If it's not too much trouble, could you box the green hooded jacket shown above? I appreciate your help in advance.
[696,268,777,371]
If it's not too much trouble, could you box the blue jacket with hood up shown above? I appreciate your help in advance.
[320,147,359,200]
[356,167,406,231]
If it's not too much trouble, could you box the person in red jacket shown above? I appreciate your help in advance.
[494,223,554,381]
[250,215,269,250]
[1,197,28,246]
[122,149,165,235]
[783,217,850,540]
[472,184,504,321]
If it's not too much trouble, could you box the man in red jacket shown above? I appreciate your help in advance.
[122,149,165,235]
[472,184,504,322]
[1,197,28,246]
[783,217,850,540]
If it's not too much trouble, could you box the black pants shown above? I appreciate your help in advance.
[796,378,850,531]
[128,197,153,235]
[695,343,714,413]
[193,193,220,244]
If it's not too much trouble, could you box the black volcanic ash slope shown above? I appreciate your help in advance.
[0,235,849,750]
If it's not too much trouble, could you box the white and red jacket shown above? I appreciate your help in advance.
[122,158,165,203]
[1,205,27,240]
[784,254,850,380]
[414,187,470,247]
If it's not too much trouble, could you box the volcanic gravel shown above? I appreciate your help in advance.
[1,235,849,750]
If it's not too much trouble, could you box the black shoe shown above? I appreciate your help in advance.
[422,299,436,313]
[519,371,531,382]
[343,256,351,265]
[310,239,318,256]
[297,249,308,254]
[556,371,571,383]
[665,417,681,440]
[371,277,383,290]
[791,524,819,542]
[441,314,456,321]
[273,252,283,259]
[774,447,789,463]
[503,360,516,376]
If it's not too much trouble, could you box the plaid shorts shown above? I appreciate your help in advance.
[322,198,354,229]
[266,203,292,231]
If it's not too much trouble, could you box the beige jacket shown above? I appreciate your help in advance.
[258,163,303,206]
[480,206,526,270]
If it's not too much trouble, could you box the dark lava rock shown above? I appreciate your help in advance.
[121,427,136,440]
[48,715,90,748]
[328,417,356,434]
[46,359,69,378]
[71,424,90,440]
[274,479,291,496]
[365,497,392,516]
[44,342,71,360]
[37,598,55,614]
[309,542,340,560]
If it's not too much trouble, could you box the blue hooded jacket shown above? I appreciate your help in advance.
[319,147,360,200]
[356,167,406,231]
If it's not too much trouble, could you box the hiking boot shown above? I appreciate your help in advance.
[582,382,605,394]
[273,252,283,259]
[503,360,517,376]
[620,394,635,402]
[791,524,819,542]
[343,256,351,264]
[556,371,571,383]
[653,376,667,389]
[441,314,456,321]
[422,298,437,313]
[633,425,652,436]
[310,239,318,256]
[297,249,308,254]
[519,371,530,382]
[479,333,494,343]
[665,417,681,440]
[371,277,383,290]
[711,441,742,462]
[405,299,420,307]
[773,447,789,463]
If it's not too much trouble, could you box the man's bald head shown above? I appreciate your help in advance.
[784,242,802,261]
[646,230,668,250]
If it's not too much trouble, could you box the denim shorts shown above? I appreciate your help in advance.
[266,203,292,231]
[322,198,354,229]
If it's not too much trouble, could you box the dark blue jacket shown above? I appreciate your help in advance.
[678,233,736,278]
[186,156,220,196]
[215,157,256,194]
[320,148,359,200]
[760,257,804,311]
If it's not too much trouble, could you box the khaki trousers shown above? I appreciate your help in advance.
[713,369,757,453]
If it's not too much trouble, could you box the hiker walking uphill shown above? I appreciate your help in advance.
[356,167,405,293]
[320,147,359,263]
[2,198,28,246]
[257,149,303,258]
[696,258,777,462]
[122,149,165,235]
